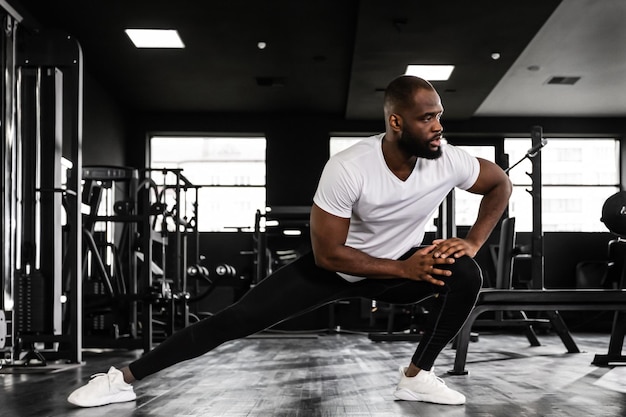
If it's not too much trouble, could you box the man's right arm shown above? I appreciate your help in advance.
[309,203,452,285]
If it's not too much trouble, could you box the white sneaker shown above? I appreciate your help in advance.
[393,366,466,405]
[67,366,136,407]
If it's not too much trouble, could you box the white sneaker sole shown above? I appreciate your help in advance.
[67,391,136,407]
[394,388,465,405]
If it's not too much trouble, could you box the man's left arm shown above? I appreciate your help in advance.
[432,157,512,259]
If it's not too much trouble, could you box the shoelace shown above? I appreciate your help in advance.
[432,374,447,385]
[89,372,107,380]
[423,370,447,386]
[88,371,113,389]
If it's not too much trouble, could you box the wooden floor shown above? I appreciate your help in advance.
[1,330,625,416]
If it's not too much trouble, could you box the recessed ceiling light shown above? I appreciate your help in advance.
[405,65,454,81]
[283,230,302,236]
[125,29,185,48]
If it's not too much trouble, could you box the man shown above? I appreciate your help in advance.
[68,75,511,407]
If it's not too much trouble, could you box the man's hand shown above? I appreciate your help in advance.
[402,245,456,286]
[431,237,480,259]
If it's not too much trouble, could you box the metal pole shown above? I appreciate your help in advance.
[529,126,544,289]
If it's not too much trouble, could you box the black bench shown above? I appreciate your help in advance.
[448,288,626,375]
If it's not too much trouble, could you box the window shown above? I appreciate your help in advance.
[329,136,370,156]
[331,136,621,233]
[455,146,495,226]
[504,138,619,232]
[150,136,266,232]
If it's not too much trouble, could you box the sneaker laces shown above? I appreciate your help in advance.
[422,369,448,387]
[87,370,114,390]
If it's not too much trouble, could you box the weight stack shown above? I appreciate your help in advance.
[15,269,47,334]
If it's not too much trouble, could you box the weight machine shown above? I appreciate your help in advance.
[78,165,239,352]
[1,22,83,365]
[0,16,235,363]
[79,166,207,351]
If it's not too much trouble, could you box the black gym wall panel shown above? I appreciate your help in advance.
[79,72,127,166]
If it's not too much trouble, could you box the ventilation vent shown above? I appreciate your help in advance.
[546,76,581,85]
[256,76,286,87]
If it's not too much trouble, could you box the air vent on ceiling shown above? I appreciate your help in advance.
[546,76,581,85]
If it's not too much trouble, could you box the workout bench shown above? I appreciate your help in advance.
[448,288,626,375]
[448,216,626,375]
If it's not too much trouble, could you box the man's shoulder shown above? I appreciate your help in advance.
[333,134,381,161]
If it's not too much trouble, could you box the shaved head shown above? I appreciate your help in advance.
[383,75,436,118]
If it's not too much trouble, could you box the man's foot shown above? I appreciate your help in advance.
[67,366,136,407]
[393,366,466,405]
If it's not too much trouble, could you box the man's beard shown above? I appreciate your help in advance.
[397,131,442,160]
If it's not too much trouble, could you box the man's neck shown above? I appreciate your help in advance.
[382,135,417,181]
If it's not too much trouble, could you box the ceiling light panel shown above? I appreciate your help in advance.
[125,29,185,48]
[405,65,455,81]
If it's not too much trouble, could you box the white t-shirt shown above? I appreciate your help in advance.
[313,133,480,282]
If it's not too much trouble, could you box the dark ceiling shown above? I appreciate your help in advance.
[9,0,626,121]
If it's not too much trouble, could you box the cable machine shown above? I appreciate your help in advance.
[78,166,229,352]
[1,22,84,365]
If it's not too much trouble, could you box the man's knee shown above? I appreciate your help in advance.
[443,256,483,294]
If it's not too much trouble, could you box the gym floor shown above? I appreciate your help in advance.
[1,330,625,416]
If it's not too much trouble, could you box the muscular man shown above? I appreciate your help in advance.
[68,75,511,407]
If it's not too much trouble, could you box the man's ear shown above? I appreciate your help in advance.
[389,114,402,131]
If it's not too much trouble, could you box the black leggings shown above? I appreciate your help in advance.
[129,249,483,380]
